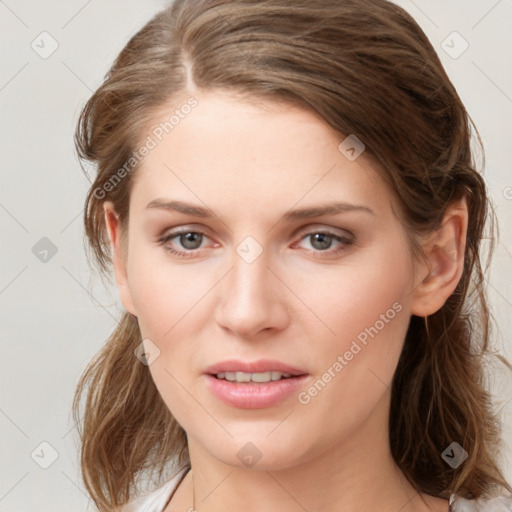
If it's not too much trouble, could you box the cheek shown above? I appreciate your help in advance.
[126,244,215,340]
[291,246,412,354]
[290,243,413,411]
[126,249,212,428]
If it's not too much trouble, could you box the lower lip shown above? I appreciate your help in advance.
[205,374,309,409]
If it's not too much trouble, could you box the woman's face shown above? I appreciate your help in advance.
[111,90,423,469]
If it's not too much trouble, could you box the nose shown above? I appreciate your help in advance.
[215,249,290,339]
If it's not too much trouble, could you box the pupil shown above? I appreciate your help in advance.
[312,233,332,250]
[181,232,202,249]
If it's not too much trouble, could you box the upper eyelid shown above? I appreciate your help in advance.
[294,224,353,238]
[160,224,352,238]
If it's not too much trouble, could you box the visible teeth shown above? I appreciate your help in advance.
[235,371,251,382]
[216,371,293,383]
[251,371,271,383]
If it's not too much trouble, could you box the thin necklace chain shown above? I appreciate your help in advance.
[192,469,196,511]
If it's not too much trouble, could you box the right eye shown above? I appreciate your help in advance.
[158,229,214,258]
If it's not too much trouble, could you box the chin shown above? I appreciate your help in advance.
[201,433,313,472]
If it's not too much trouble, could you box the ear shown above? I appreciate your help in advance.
[410,197,468,317]
[103,201,137,316]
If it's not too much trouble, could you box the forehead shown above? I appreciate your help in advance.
[129,90,396,222]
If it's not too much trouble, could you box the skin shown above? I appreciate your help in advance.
[104,89,467,512]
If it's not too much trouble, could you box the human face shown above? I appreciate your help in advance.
[113,89,418,469]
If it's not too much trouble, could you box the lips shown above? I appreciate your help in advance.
[203,359,309,409]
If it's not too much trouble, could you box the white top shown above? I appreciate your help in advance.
[122,465,512,512]
[121,466,190,512]
[449,493,512,511]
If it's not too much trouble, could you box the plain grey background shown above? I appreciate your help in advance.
[0,1,511,510]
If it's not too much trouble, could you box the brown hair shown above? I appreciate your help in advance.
[73,0,512,510]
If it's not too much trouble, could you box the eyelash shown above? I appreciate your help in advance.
[157,228,355,259]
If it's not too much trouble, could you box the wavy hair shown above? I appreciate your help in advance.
[72,0,512,510]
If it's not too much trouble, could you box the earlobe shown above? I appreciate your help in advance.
[410,197,468,317]
[103,202,137,316]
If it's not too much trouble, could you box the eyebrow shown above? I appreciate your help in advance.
[145,198,375,220]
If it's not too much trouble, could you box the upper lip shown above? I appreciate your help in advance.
[204,359,307,376]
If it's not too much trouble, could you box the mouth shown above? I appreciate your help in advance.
[204,360,309,409]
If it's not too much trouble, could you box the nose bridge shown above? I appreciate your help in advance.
[229,232,270,298]
[216,239,288,336]
[230,249,269,304]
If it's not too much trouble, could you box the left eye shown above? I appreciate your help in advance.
[296,231,353,253]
